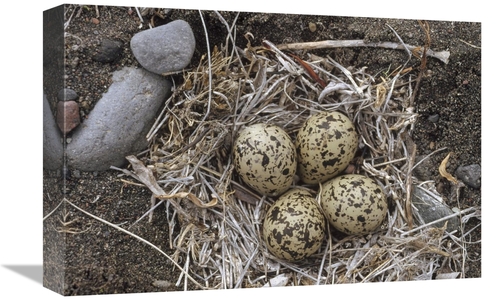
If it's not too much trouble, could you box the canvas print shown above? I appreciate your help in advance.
[42,4,481,296]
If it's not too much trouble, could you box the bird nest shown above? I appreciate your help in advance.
[112,17,480,290]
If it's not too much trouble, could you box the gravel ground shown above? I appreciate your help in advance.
[43,4,481,295]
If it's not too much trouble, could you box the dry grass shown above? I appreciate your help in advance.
[109,11,481,289]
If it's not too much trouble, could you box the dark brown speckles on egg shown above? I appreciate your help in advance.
[263,189,326,261]
[296,111,358,185]
[233,123,297,197]
[320,174,388,235]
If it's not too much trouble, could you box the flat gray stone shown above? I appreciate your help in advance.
[455,164,481,189]
[43,93,64,170]
[66,67,172,171]
[411,185,460,233]
[130,20,195,75]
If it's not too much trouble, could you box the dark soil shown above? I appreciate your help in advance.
[43,5,481,296]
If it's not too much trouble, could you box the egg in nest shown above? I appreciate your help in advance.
[296,111,358,184]
[320,174,387,235]
[263,189,326,261]
[233,123,297,197]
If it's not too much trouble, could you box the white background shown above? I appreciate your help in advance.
[1,0,494,299]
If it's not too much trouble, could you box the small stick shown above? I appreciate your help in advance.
[42,195,64,221]
[286,52,327,88]
[404,136,417,231]
[275,40,450,64]
[134,7,144,24]
[198,9,212,125]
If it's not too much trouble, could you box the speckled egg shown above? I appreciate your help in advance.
[233,123,297,197]
[296,111,358,184]
[263,189,326,261]
[320,174,387,235]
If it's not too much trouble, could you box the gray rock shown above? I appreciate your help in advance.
[412,185,460,233]
[57,88,78,101]
[43,93,64,170]
[130,20,195,75]
[66,67,172,171]
[455,164,481,189]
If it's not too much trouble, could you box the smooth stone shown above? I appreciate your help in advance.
[411,185,460,233]
[43,93,64,170]
[66,67,171,171]
[56,100,80,134]
[455,164,481,189]
[130,20,195,75]
[57,88,78,101]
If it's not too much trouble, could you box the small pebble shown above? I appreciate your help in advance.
[427,114,440,123]
[72,169,81,178]
[455,164,481,189]
[80,100,90,110]
[56,100,80,134]
[57,88,78,101]
[70,57,79,68]
[308,22,317,32]
[152,280,173,290]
